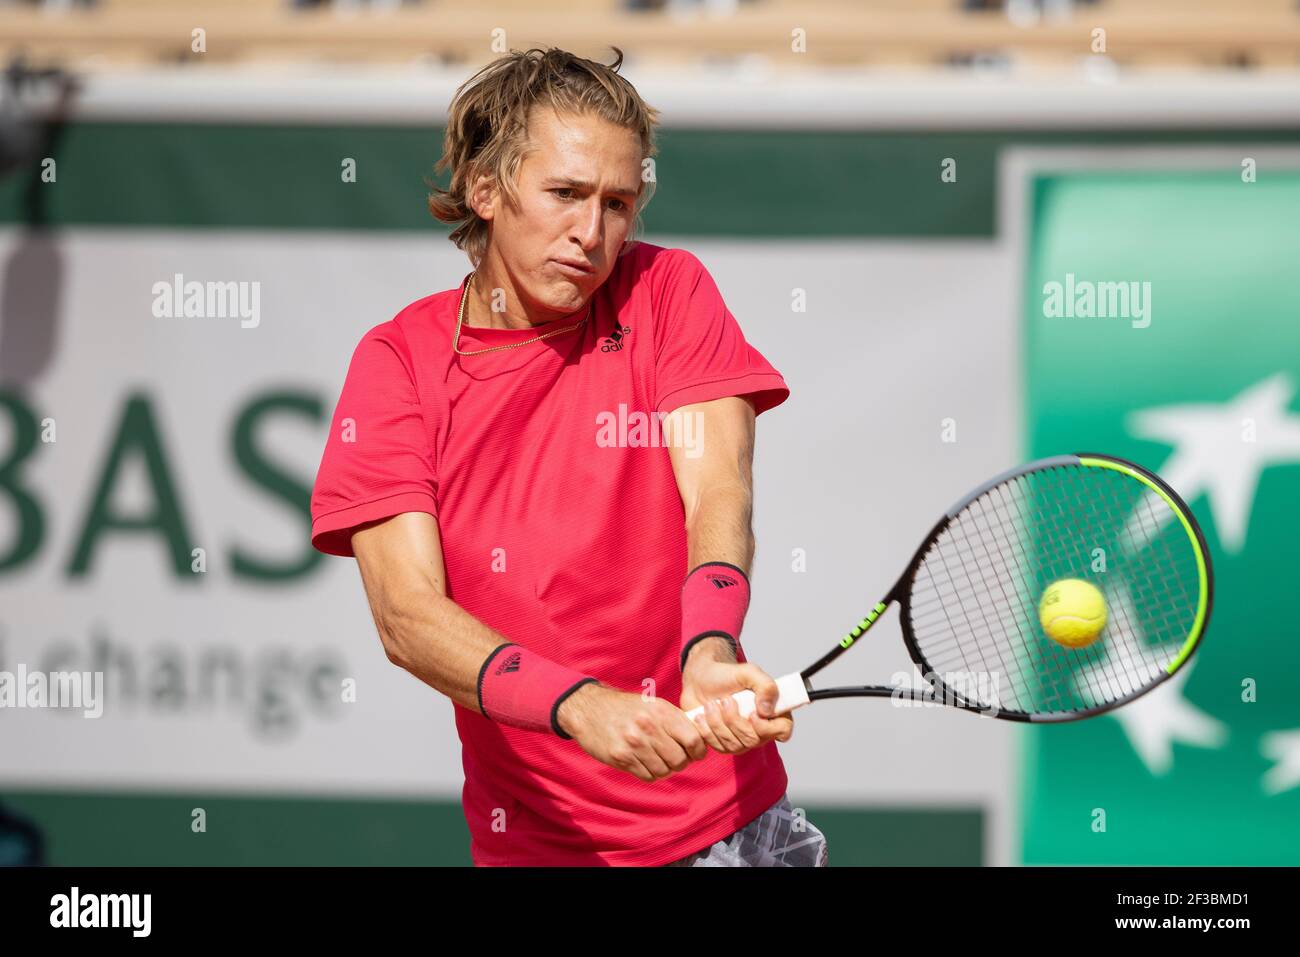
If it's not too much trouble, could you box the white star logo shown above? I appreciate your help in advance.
[1260,728,1300,796]
[1126,373,1300,554]
[1119,373,1300,792]
[1104,659,1228,776]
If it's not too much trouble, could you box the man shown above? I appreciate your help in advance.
[310,47,827,867]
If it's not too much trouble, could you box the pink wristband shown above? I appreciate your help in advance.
[477,644,597,739]
[679,561,751,671]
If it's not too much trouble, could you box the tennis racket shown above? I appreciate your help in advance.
[685,452,1213,723]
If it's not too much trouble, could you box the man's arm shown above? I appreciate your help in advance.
[351,511,499,712]
[665,396,756,577]
[665,395,753,670]
[665,396,794,750]
[350,511,708,780]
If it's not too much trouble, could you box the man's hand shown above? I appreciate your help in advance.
[556,683,708,782]
[680,638,793,754]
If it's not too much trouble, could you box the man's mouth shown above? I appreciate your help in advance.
[552,259,596,276]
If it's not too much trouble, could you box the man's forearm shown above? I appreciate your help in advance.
[382,592,606,737]
[377,590,520,713]
[685,485,755,574]
[681,485,756,669]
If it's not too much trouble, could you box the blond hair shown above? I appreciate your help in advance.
[427,47,660,266]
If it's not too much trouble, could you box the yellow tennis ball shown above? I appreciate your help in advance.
[1039,578,1107,648]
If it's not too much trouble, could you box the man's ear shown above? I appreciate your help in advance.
[467,172,498,222]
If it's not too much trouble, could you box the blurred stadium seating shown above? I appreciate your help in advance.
[0,0,1298,73]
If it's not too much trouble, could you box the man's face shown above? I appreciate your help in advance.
[480,106,643,319]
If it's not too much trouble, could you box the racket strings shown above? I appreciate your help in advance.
[1029,468,1190,702]
[998,472,1192,709]
[905,463,1202,717]
[914,476,1088,711]
[1008,471,1170,707]
[921,477,1085,713]
[916,494,1041,713]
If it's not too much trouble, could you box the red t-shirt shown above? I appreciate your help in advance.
[310,241,792,865]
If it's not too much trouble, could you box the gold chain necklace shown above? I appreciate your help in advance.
[452,272,591,356]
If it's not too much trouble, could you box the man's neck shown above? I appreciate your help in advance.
[465,265,553,330]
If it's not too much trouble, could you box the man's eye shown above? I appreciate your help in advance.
[607,199,627,212]
[554,188,575,200]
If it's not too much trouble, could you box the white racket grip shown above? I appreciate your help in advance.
[684,671,810,721]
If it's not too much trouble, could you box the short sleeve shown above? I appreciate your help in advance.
[310,322,438,558]
[650,249,790,416]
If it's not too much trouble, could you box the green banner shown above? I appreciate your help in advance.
[1022,163,1300,864]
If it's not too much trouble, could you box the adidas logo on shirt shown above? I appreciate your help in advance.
[600,324,632,353]
[495,652,522,675]
[708,574,738,589]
